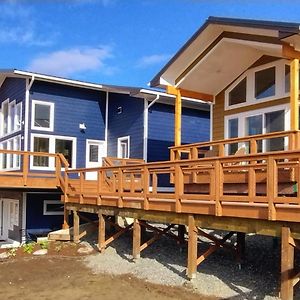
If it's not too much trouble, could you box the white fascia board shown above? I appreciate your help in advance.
[13,70,103,91]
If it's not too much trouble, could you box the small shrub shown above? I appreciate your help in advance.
[39,241,49,250]
[7,248,17,257]
[23,242,36,254]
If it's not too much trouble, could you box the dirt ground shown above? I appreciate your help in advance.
[0,255,216,300]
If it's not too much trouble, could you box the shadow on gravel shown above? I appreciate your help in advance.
[81,224,300,299]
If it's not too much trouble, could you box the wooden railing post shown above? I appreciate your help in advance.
[55,155,61,186]
[23,153,29,186]
[250,139,258,154]
[218,144,225,157]
[214,160,223,216]
[175,163,183,213]
[267,157,277,220]
[118,168,123,208]
[64,168,69,203]
[79,171,84,204]
[143,166,149,210]
[97,170,102,206]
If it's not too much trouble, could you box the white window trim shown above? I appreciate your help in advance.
[85,139,106,165]
[7,199,19,231]
[31,100,54,132]
[225,59,288,111]
[1,98,9,137]
[14,102,22,132]
[30,133,77,171]
[117,136,130,159]
[43,200,64,216]
[0,135,22,171]
[224,104,290,152]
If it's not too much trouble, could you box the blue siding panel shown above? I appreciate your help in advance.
[26,193,63,231]
[0,77,26,145]
[29,81,106,168]
[148,103,210,162]
[107,93,144,159]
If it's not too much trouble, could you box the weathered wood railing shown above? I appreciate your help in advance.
[170,130,300,160]
[64,150,300,223]
[0,149,69,189]
[103,157,145,167]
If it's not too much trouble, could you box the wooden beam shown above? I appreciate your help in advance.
[187,215,198,279]
[281,227,294,300]
[283,43,300,60]
[290,58,299,131]
[133,219,141,259]
[175,89,182,146]
[98,212,106,253]
[166,85,213,102]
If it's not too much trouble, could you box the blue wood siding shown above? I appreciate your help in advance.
[26,193,63,231]
[107,93,144,158]
[0,77,26,144]
[148,103,210,162]
[29,81,106,168]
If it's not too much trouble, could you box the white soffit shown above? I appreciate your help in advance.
[177,39,263,95]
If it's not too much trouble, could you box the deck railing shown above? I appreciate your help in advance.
[103,157,145,167]
[0,150,69,189]
[170,130,300,160]
[64,149,300,222]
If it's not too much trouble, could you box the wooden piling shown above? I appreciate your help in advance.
[187,215,198,279]
[98,212,106,253]
[281,227,294,300]
[73,210,80,243]
[133,219,141,259]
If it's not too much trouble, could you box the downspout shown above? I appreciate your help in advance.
[143,95,160,161]
[24,76,35,151]
[105,91,109,157]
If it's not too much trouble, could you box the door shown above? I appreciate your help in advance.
[85,140,106,180]
[0,200,8,241]
[117,136,130,158]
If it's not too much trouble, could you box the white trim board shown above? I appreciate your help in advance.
[31,99,55,132]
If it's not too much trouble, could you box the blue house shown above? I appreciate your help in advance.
[0,70,210,244]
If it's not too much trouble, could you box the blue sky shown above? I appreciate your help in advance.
[1,0,300,88]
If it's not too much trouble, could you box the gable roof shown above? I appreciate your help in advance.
[150,16,300,91]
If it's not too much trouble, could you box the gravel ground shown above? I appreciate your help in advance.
[82,224,300,299]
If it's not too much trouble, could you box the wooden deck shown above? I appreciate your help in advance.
[0,133,299,298]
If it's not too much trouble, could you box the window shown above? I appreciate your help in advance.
[255,66,276,99]
[285,65,300,93]
[43,200,64,216]
[0,135,21,170]
[225,105,288,153]
[32,100,54,131]
[228,78,247,106]
[118,136,130,159]
[0,100,22,137]
[55,139,73,166]
[9,200,19,230]
[33,137,50,167]
[31,134,76,170]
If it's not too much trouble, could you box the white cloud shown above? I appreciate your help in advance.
[136,54,171,68]
[27,46,115,77]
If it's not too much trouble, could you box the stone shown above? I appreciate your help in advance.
[77,246,94,254]
[33,249,48,256]
[0,252,9,259]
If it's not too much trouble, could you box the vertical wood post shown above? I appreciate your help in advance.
[133,219,141,260]
[23,153,29,186]
[175,89,182,147]
[281,227,294,300]
[98,212,106,253]
[290,58,299,131]
[187,215,198,279]
[73,210,80,243]
[62,201,69,229]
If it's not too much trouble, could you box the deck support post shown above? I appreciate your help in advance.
[62,205,69,229]
[133,219,141,260]
[236,232,246,267]
[281,227,294,300]
[187,215,198,279]
[73,210,80,243]
[98,212,106,253]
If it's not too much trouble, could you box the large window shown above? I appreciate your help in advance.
[0,100,22,137]
[225,105,288,153]
[255,67,276,99]
[31,100,54,131]
[31,134,76,169]
[0,135,21,170]
[228,78,247,106]
[285,65,300,93]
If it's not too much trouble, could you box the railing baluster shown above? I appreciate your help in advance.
[118,168,123,208]
[143,166,149,210]
[250,139,257,154]
[152,172,157,194]
[267,157,277,220]
[79,171,84,204]
[97,170,102,206]
[174,164,183,213]
[23,153,29,186]
[55,155,61,186]
[215,160,223,216]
